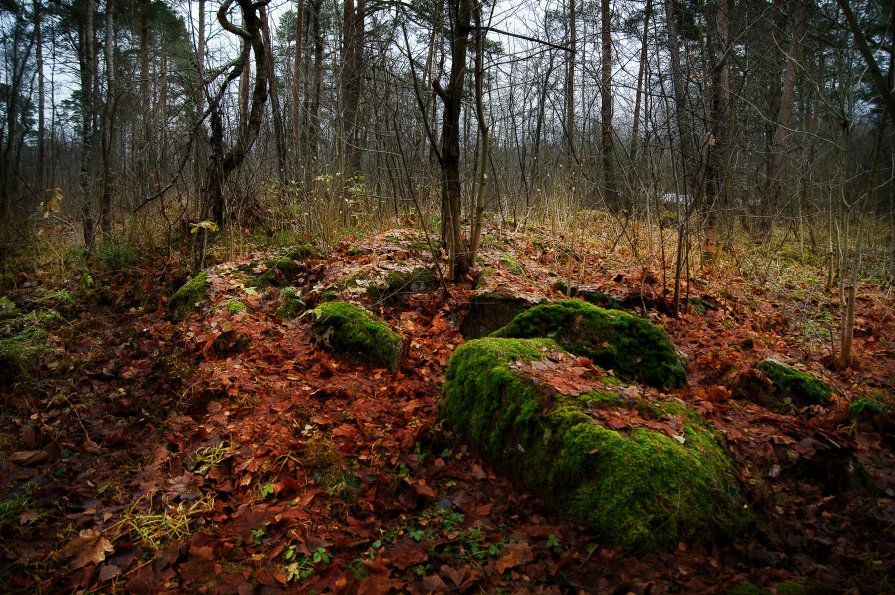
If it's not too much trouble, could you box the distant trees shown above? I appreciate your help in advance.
[0,0,890,284]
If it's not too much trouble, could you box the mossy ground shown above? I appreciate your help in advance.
[440,337,744,552]
[491,299,686,388]
[756,359,832,407]
[0,296,17,319]
[309,302,403,371]
[169,271,209,321]
[499,253,524,276]
[276,287,306,318]
[224,300,247,314]
[0,325,48,383]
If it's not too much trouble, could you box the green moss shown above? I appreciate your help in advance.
[440,337,743,552]
[500,253,524,276]
[245,257,301,288]
[284,243,317,261]
[727,582,766,595]
[688,296,707,315]
[475,268,494,289]
[224,300,247,314]
[756,359,832,406]
[491,299,686,388]
[40,289,78,309]
[170,271,209,321]
[320,289,338,302]
[276,287,306,318]
[772,580,805,595]
[0,326,48,383]
[367,267,438,307]
[309,302,403,371]
[0,296,17,319]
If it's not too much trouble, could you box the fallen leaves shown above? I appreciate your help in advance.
[63,529,114,570]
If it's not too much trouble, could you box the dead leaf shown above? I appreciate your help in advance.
[63,529,114,570]
[495,541,534,574]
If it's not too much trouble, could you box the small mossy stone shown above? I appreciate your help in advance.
[849,397,886,419]
[170,271,209,321]
[440,337,744,553]
[0,326,48,383]
[309,301,403,371]
[500,253,524,276]
[0,296,17,320]
[367,267,438,307]
[284,243,317,261]
[491,299,686,388]
[756,358,832,406]
[246,258,301,288]
[772,581,805,595]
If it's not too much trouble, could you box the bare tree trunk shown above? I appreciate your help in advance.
[35,0,45,192]
[340,0,365,176]
[469,1,489,259]
[260,5,288,184]
[705,0,731,256]
[836,0,895,125]
[600,0,618,209]
[630,0,652,167]
[193,0,207,212]
[79,0,97,246]
[565,0,577,156]
[434,0,474,279]
[761,0,806,239]
[663,0,695,196]
[99,0,115,238]
[292,0,304,176]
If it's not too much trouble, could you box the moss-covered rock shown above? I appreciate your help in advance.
[224,300,247,314]
[170,271,209,321]
[284,243,318,261]
[756,358,832,407]
[553,282,623,310]
[308,302,403,371]
[0,326,48,383]
[245,257,301,288]
[276,287,306,318]
[0,296,17,320]
[440,337,744,552]
[500,253,524,276]
[491,299,686,388]
[367,267,438,307]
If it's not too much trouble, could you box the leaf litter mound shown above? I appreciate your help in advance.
[0,225,893,593]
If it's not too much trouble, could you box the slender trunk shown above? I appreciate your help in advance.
[340,0,365,176]
[836,0,895,124]
[292,0,305,175]
[35,0,45,191]
[100,0,114,238]
[705,0,731,255]
[630,0,652,167]
[761,0,806,239]
[80,0,97,246]
[600,0,618,209]
[663,0,695,196]
[565,0,577,155]
[261,5,287,184]
[193,0,206,211]
[469,2,488,260]
[435,0,474,278]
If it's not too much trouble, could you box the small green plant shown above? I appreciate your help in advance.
[250,528,266,545]
[407,527,425,541]
[260,482,275,499]
[546,534,561,551]
[283,546,331,582]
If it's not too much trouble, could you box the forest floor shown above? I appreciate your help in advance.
[1,219,894,594]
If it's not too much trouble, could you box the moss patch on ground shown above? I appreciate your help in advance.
[491,299,686,388]
[0,326,48,383]
[224,300,247,314]
[169,271,209,321]
[308,302,403,371]
[367,267,438,307]
[276,287,306,318]
[500,253,524,276]
[440,337,744,552]
[0,296,17,319]
[756,358,832,407]
[284,243,318,261]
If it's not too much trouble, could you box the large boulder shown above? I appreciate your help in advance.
[440,337,744,552]
[308,301,403,371]
[491,299,686,388]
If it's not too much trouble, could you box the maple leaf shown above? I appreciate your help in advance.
[62,529,114,570]
[495,541,534,574]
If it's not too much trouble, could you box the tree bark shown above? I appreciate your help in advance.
[260,5,288,184]
[630,0,652,168]
[340,0,365,176]
[600,0,619,209]
[761,0,806,239]
[836,0,895,125]
[79,0,97,245]
[292,0,304,177]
